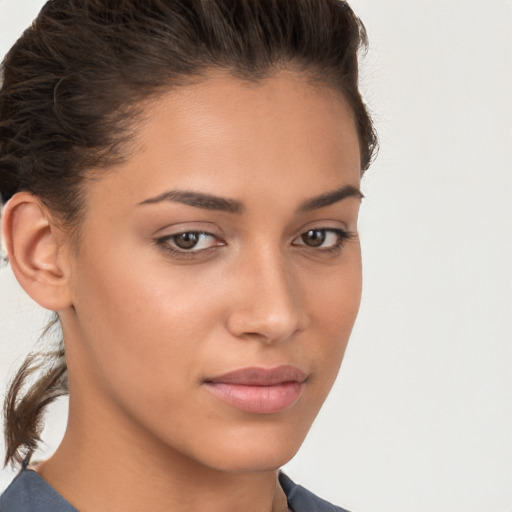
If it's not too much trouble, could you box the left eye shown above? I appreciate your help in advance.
[293,229,348,249]
[159,231,220,251]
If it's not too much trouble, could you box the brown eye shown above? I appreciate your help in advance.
[156,231,223,255]
[292,228,352,252]
[301,229,326,247]
[173,232,201,249]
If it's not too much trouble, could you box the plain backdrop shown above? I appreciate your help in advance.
[0,1,511,511]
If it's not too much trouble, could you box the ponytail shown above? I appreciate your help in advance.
[3,316,68,467]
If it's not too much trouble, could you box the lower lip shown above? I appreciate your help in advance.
[204,381,304,414]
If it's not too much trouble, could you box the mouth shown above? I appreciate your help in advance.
[203,366,307,415]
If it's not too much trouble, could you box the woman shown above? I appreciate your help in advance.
[0,0,377,511]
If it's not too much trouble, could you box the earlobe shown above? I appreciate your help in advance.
[1,192,72,311]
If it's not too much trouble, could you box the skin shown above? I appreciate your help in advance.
[4,71,362,512]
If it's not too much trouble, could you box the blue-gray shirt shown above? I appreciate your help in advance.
[0,470,349,512]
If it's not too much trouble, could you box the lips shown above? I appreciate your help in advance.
[204,366,307,414]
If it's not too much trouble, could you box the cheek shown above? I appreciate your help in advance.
[310,243,362,325]
[67,246,223,406]
[305,249,362,381]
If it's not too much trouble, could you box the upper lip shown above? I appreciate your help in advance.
[206,365,307,386]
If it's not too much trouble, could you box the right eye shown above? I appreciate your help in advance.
[156,231,223,253]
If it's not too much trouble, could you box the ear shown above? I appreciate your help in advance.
[1,192,72,311]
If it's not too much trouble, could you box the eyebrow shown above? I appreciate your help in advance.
[297,185,364,213]
[138,190,245,214]
[138,184,363,214]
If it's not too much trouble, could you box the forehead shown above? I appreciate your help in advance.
[85,72,361,211]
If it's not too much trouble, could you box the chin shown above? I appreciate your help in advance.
[190,424,307,474]
[206,447,300,474]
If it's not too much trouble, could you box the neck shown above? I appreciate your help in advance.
[35,393,288,512]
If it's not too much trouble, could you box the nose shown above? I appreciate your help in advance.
[226,249,306,344]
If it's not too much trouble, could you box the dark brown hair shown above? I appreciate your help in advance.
[0,0,377,466]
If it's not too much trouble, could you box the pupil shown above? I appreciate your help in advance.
[303,229,325,247]
[174,232,199,249]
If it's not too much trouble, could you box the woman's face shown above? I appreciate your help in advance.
[61,72,362,472]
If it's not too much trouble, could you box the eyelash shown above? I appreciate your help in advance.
[292,228,354,255]
[154,231,222,260]
[154,228,354,259]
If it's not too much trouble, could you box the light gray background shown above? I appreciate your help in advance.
[1,1,511,511]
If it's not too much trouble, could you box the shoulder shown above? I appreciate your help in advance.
[0,470,77,512]
[279,472,351,512]
[1,469,350,512]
